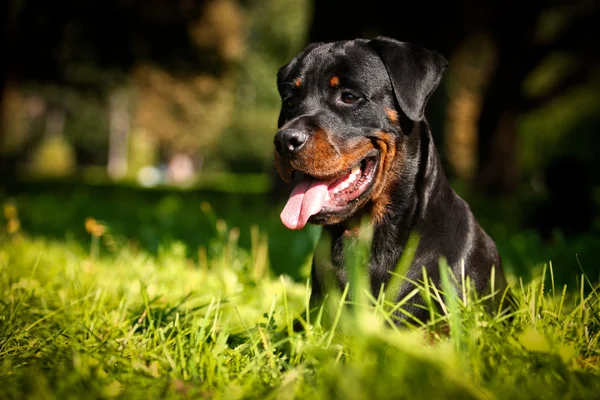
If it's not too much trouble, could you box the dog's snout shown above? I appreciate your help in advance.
[274,129,308,156]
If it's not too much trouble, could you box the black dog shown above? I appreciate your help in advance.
[273,37,508,325]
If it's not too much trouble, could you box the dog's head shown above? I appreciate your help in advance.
[274,37,448,230]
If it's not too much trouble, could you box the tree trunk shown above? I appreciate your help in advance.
[475,101,519,195]
[473,0,542,195]
[473,35,545,195]
[107,90,130,180]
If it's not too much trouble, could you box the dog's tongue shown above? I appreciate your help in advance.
[280,176,328,230]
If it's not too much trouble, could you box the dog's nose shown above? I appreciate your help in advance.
[274,129,308,156]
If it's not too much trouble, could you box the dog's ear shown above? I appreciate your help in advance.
[369,36,448,122]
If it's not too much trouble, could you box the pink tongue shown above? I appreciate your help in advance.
[280,176,329,230]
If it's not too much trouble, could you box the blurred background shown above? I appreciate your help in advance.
[1,0,599,286]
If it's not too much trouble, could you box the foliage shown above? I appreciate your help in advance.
[0,183,319,281]
[519,74,600,178]
[28,136,77,178]
[0,204,599,399]
[3,182,599,287]
[2,0,311,175]
[215,0,312,172]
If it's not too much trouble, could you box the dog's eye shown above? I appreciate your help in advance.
[341,92,359,104]
[284,97,296,109]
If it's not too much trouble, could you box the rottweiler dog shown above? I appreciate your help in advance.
[273,37,508,325]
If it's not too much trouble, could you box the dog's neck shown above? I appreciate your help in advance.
[319,120,455,293]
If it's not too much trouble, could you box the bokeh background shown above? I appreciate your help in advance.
[1,0,599,287]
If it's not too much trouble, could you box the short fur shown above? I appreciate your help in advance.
[273,37,507,325]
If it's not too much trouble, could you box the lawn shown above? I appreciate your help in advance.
[1,185,599,399]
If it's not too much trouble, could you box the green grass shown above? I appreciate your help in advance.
[0,182,322,281]
[1,206,599,399]
[3,181,600,287]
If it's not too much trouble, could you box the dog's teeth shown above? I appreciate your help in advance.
[351,165,360,175]
[340,182,349,190]
[347,173,356,183]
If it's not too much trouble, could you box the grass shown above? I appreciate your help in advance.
[3,181,599,286]
[0,181,322,281]
[1,201,599,400]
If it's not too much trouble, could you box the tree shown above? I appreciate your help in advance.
[307,0,600,195]
[473,0,600,194]
[0,0,230,183]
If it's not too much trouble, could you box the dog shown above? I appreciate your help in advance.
[273,37,508,325]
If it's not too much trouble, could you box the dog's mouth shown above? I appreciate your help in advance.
[280,153,379,230]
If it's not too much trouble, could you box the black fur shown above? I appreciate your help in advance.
[274,37,508,325]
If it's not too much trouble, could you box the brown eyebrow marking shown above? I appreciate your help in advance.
[385,108,399,123]
[294,78,302,88]
[329,76,340,87]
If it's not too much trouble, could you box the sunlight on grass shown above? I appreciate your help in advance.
[0,206,599,399]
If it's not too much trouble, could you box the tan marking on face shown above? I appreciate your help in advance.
[329,76,340,87]
[294,78,302,88]
[273,127,403,226]
[342,225,361,240]
[367,131,402,224]
[290,130,374,180]
[386,108,399,124]
[274,150,295,183]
